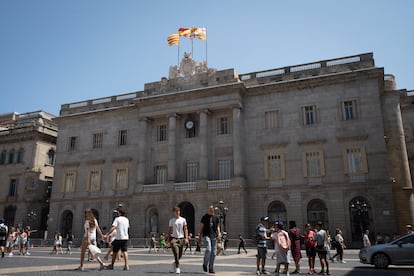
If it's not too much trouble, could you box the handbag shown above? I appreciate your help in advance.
[88,244,101,256]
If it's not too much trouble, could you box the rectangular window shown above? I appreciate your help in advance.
[265,110,280,129]
[218,160,232,180]
[68,137,77,152]
[9,179,18,196]
[154,165,167,184]
[264,154,285,179]
[114,168,128,190]
[118,130,127,146]
[303,151,325,177]
[302,105,317,125]
[217,117,229,135]
[186,162,198,182]
[341,100,358,120]
[343,147,368,175]
[63,172,76,193]
[157,124,168,142]
[93,133,104,149]
[88,170,101,192]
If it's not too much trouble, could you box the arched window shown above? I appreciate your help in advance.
[268,201,287,226]
[349,197,372,243]
[47,149,55,165]
[17,147,24,163]
[307,199,328,229]
[8,149,15,164]
[179,201,195,235]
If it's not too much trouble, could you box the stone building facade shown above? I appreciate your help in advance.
[0,111,57,238]
[48,53,414,247]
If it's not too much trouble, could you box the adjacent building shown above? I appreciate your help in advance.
[0,111,57,238]
[47,52,414,247]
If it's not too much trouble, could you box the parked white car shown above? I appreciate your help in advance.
[359,232,414,268]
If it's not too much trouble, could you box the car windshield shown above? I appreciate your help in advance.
[391,233,414,245]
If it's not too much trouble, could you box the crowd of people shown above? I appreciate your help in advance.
[255,217,347,276]
[1,211,413,275]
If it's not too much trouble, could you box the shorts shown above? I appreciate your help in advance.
[0,240,6,247]
[112,239,128,253]
[306,247,316,257]
[256,247,267,260]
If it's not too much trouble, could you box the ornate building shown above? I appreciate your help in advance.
[48,53,414,246]
[0,111,57,238]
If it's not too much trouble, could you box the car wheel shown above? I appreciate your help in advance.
[372,252,390,268]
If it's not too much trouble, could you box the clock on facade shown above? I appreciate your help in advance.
[185,120,194,130]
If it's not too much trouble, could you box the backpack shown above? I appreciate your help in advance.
[277,231,290,252]
[0,225,7,237]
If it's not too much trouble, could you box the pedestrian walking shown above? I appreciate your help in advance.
[167,206,189,274]
[330,228,346,263]
[288,220,302,274]
[198,205,221,274]
[362,229,371,247]
[75,209,106,271]
[50,231,63,254]
[237,234,247,254]
[65,231,74,255]
[104,206,130,271]
[255,216,271,275]
[0,218,8,258]
[315,221,330,275]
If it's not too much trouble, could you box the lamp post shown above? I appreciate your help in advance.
[350,198,369,239]
[215,200,229,233]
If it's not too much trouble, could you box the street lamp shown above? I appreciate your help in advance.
[215,200,229,233]
[350,198,369,240]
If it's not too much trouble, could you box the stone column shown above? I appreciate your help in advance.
[382,90,414,233]
[168,114,178,182]
[137,118,148,185]
[232,106,243,177]
[199,110,209,180]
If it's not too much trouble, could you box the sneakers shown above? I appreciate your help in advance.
[175,267,180,274]
[123,266,130,271]
[106,264,114,270]
[256,270,261,275]
[99,263,107,271]
[74,266,84,271]
[261,270,270,275]
[341,260,346,263]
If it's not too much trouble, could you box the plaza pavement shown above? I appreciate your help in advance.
[1,247,413,276]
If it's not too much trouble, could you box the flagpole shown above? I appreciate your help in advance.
[205,27,208,65]
[178,38,180,66]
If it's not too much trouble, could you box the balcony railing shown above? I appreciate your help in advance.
[174,182,196,191]
[207,179,231,189]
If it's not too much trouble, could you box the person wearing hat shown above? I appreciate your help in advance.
[406,224,413,234]
[255,216,271,275]
[0,218,8,258]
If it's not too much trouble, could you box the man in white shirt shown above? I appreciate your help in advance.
[105,207,130,271]
[168,206,189,274]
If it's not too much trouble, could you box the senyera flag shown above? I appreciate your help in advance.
[167,33,180,46]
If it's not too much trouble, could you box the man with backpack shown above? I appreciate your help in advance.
[0,218,8,258]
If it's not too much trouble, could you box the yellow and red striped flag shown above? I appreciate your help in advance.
[178,28,192,38]
[167,33,179,46]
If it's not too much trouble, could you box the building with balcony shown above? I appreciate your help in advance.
[48,53,414,247]
[0,111,57,238]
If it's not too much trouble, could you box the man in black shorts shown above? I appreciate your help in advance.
[104,207,130,271]
[256,216,271,275]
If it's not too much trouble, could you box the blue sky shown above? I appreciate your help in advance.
[1,0,413,116]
